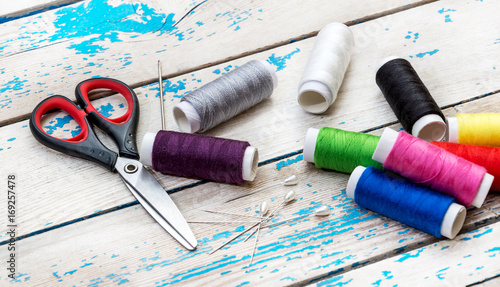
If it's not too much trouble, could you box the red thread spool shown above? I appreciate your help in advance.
[431,141,500,191]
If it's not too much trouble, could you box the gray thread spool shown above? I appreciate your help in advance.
[173,60,278,133]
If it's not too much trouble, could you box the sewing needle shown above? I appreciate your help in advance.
[158,60,166,130]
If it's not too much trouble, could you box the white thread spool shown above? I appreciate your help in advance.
[298,23,354,114]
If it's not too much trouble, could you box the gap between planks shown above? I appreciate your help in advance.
[2,89,499,249]
[0,0,82,21]
[0,0,436,128]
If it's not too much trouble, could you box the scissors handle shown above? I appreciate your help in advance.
[29,95,118,171]
[75,78,140,159]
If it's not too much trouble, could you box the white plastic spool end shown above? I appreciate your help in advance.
[257,60,278,90]
[140,131,158,167]
[298,81,333,114]
[173,101,202,133]
[471,173,493,208]
[377,56,401,71]
[440,203,466,239]
[242,146,259,181]
[446,117,459,143]
[372,128,399,165]
[346,166,366,199]
[304,128,320,163]
[412,114,446,142]
[323,22,354,47]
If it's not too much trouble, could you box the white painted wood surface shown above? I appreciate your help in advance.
[0,0,425,124]
[0,0,80,18]
[0,0,499,286]
[312,221,500,287]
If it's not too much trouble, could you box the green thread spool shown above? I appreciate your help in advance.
[304,127,383,173]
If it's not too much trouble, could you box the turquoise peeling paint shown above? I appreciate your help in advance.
[63,269,77,276]
[413,49,439,58]
[382,270,393,279]
[438,8,456,23]
[1,77,29,108]
[97,103,115,118]
[44,115,74,135]
[405,31,419,43]
[51,0,176,54]
[276,154,303,171]
[486,247,500,253]
[317,275,353,287]
[267,48,301,71]
[460,227,493,241]
[395,248,424,262]
[88,201,376,285]
[0,0,179,58]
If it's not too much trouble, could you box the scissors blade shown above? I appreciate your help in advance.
[115,157,197,251]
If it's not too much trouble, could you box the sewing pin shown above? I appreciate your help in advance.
[224,175,299,203]
[158,60,166,130]
[244,201,269,242]
[209,192,296,255]
[202,210,262,219]
[314,204,330,216]
[188,220,261,224]
[248,201,269,266]
[260,204,331,229]
[245,192,296,244]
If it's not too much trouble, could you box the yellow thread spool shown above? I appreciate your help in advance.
[447,113,500,147]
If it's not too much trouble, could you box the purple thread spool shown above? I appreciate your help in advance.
[140,131,258,184]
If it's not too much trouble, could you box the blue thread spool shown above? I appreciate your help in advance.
[346,166,466,239]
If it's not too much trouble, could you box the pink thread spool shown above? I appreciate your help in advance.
[372,128,493,207]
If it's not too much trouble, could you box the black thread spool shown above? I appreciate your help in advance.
[376,57,446,141]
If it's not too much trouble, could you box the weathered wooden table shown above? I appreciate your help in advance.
[1,0,499,286]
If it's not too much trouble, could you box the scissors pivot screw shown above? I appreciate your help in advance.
[124,163,138,174]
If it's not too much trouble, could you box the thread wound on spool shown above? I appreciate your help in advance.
[351,166,460,238]
[381,130,487,207]
[431,141,500,191]
[175,60,276,133]
[454,113,500,147]
[376,58,446,141]
[313,127,382,173]
[298,22,354,114]
[150,130,254,184]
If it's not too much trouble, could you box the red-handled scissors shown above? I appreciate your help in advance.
[29,78,197,251]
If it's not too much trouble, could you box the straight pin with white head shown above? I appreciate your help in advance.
[245,201,269,242]
[247,201,269,266]
[261,204,331,229]
[224,175,298,203]
[209,192,296,255]
[188,220,261,224]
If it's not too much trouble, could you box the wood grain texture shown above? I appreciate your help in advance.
[1,0,500,285]
[0,0,80,19]
[312,222,500,287]
[0,0,425,124]
[1,121,498,285]
[1,0,499,241]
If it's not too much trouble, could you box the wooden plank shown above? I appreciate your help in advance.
[311,222,500,287]
[472,276,500,287]
[0,0,426,124]
[1,124,498,285]
[1,0,500,241]
[0,0,80,19]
